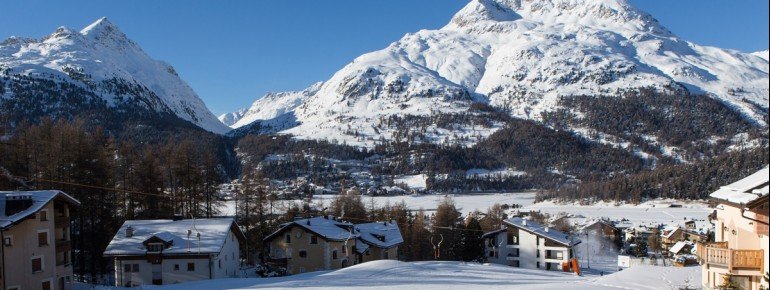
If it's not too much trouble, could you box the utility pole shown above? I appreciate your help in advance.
[586,232,590,269]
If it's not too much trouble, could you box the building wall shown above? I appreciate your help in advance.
[112,228,241,286]
[485,226,572,271]
[114,257,211,286]
[212,229,240,279]
[268,226,355,275]
[359,246,398,263]
[701,203,769,290]
[1,200,74,290]
[267,225,399,275]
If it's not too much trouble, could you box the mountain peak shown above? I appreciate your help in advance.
[448,0,670,35]
[78,17,136,48]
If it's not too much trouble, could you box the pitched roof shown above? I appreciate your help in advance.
[103,218,243,256]
[669,241,693,254]
[355,221,403,249]
[504,217,580,246]
[264,216,404,249]
[710,166,769,204]
[481,228,507,239]
[0,190,80,229]
[264,216,354,242]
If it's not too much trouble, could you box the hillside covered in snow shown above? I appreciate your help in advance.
[85,260,701,290]
[0,17,229,134]
[230,0,768,149]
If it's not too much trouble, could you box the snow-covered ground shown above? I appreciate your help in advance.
[221,192,711,231]
[76,260,701,290]
[528,199,712,231]
[220,192,538,216]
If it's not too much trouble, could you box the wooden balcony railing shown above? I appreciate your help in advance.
[696,242,764,273]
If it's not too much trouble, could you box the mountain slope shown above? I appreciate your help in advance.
[754,49,769,61]
[230,0,768,149]
[219,108,247,127]
[0,17,229,134]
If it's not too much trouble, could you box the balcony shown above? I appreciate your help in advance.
[696,242,764,273]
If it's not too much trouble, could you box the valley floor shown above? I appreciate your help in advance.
[76,260,701,290]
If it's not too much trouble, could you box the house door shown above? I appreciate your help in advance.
[59,277,65,290]
[152,264,162,285]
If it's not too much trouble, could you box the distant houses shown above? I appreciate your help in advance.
[697,166,768,290]
[482,217,580,272]
[263,216,403,275]
[103,218,245,286]
[1,190,80,290]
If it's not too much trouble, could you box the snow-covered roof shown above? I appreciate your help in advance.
[355,238,370,254]
[663,227,682,239]
[710,166,769,204]
[103,218,243,256]
[265,216,354,242]
[669,241,693,254]
[265,216,404,249]
[355,221,403,249]
[504,217,580,246]
[0,190,80,229]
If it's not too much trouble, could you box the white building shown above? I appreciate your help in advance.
[483,217,581,272]
[698,166,768,290]
[103,218,245,287]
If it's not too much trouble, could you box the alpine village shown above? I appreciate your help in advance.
[0,0,768,289]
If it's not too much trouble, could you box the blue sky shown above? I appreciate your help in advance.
[1,0,768,116]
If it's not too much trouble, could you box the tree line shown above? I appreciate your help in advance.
[0,118,227,278]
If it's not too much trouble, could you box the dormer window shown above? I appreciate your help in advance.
[147,242,164,252]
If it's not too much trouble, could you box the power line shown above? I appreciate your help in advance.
[2,170,172,199]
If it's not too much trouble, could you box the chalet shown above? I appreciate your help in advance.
[697,166,768,290]
[103,218,245,287]
[263,216,403,275]
[1,190,80,290]
[583,220,620,241]
[483,217,581,272]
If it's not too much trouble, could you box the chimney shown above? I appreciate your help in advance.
[544,227,550,233]
[306,219,311,226]
[522,220,527,226]
[125,226,134,238]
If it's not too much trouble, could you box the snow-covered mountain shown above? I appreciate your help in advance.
[754,49,769,61]
[230,0,768,147]
[219,108,248,127]
[0,17,229,134]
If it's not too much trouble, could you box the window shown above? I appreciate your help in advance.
[3,236,12,246]
[147,243,164,252]
[507,232,518,245]
[310,235,318,244]
[299,250,307,258]
[187,262,195,271]
[537,251,540,258]
[174,264,180,271]
[342,246,347,255]
[299,267,306,273]
[332,250,338,260]
[40,210,49,221]
[124,264,139,273]
[383,250,389,259]
[489,250,495,258]
[536,238,540,246]
[38,230,49,246]
[32,256,43,273]
[536,262,540,269]
[285,234,291,244]
[42,280,52,290]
